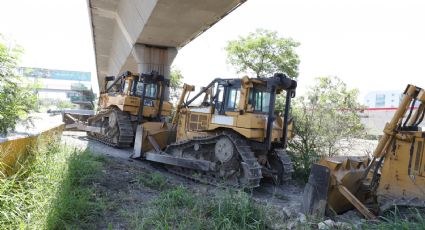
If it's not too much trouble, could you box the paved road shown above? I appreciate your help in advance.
[62,131,133,159]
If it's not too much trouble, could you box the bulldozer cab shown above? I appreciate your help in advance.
[100,71,172,120]
[178,73,297,151]
[121,73,164,99]
[213,76,292,114]
[107,71,167,102]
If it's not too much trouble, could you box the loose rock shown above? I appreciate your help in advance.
[318,219,335,229]
[281,207,292,218]
[298,213,307,223]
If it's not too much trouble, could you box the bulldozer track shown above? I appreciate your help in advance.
[275,148,295,182]
[87,108,134,148]
[162,131,263,188]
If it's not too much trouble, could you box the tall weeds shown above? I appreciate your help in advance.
[0,140,105,229]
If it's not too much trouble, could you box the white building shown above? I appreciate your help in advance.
[362,90,422,135]
[364,90,402,108]
[18,67,93,102]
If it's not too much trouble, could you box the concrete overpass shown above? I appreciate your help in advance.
[87,0,246,91]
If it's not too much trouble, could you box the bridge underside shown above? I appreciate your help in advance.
[88,0,245,89]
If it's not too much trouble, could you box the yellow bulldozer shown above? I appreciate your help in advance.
[132,73,297,188]
[64,71,172,147]
[303,84,425,219]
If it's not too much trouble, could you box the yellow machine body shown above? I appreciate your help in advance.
[78,71,174,148]
[99,74,172,118]
[316,157,370,214]
[133,74,297,187]
[99,94,172,117]
[175,76,289,144]
[176,110,286,143]
[377,132,425,209]
[138,122,171,153]
[303,84,425,219]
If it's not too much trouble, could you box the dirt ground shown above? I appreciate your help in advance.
[62,131,308,229]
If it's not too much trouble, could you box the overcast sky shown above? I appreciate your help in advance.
[0,0,424,101]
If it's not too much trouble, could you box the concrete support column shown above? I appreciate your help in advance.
[132,44,177,77]
[132,44,178,100]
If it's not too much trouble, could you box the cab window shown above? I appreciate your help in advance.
[135,83,157,98]
[145,83,157,98]
[123,81,130,94]
[135,82,143,96]
[214,84,225,114]
[226,87,240,110]
[249,89,271,113]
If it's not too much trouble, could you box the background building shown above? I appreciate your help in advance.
[361,90,421,135]
[18,67,95,109]
[364,90,402,108]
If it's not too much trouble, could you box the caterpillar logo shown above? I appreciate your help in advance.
[144,99,154,107]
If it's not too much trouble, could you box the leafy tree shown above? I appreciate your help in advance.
[169,67,183,103]
[225,29,300,78]
[287,76,364,181]
[0,35,37,135]
[170,67,183,89]
[57,100,76,110]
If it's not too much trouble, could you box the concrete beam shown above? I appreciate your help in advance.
[88,0,245,90]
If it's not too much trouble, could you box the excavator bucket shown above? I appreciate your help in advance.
[302,164,330,217]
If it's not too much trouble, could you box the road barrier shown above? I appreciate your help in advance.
[0,124,64,176]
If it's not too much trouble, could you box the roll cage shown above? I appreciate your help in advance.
[183,73,297,149]
[104,71,170,123]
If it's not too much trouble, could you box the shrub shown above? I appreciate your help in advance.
[287,76,365,182]
[0,35,37,135]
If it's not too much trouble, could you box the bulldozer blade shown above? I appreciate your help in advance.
[131,122,171,159]
[131,125,144,159]
[145,151,216,171]
[302,164,330,217]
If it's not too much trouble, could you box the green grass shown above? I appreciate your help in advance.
[0,140,106,229]
[135,186,272,230]
[46,149,106,229]
[137,172,169,191]
[3,139,425,230]
[361,208,425,230]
